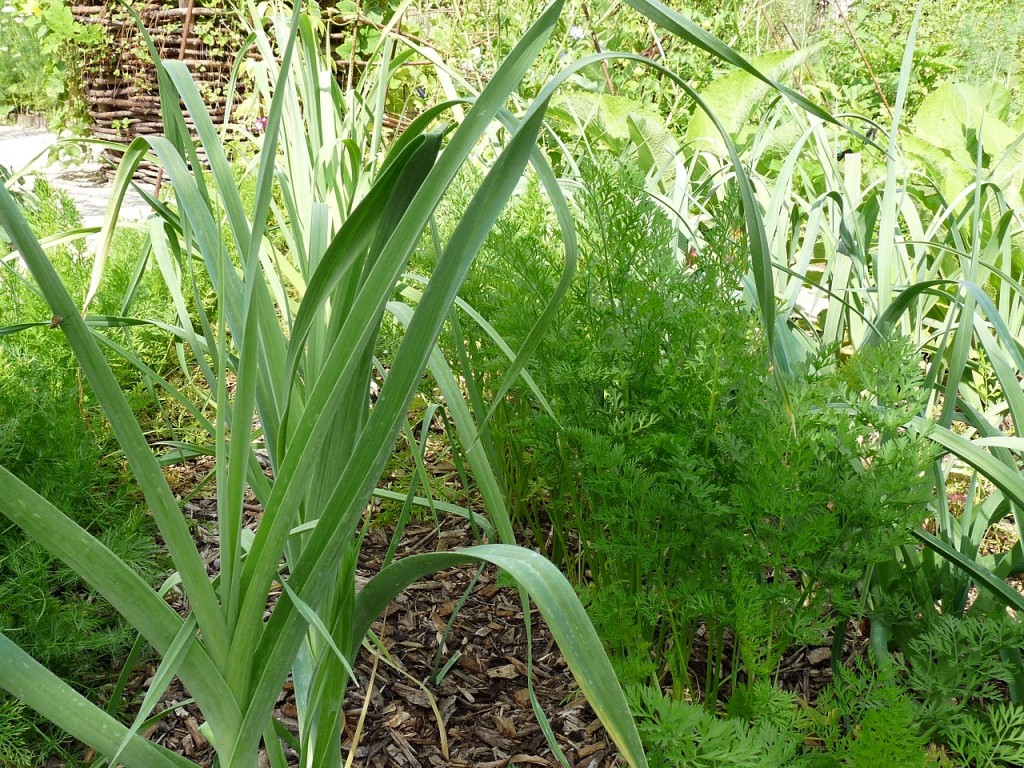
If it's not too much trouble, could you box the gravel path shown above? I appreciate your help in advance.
[0,125,150,226]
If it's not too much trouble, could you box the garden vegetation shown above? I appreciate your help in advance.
[0,0,1023,766]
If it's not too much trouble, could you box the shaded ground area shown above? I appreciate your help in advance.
[141,483,627,767]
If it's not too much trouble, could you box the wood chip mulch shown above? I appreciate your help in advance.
[124,460,626,767]
[109,451,854,768]
[336,520,623,768]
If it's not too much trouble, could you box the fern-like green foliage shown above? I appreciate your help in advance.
[443,156,934,709]
[904,615,1024,766]
[0,180,166,765]
[812,661,927,768]
[944,703,1024,768]
[0,697,33,768]
[628,683,802,768]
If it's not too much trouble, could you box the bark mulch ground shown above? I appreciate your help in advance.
[118,455,851,767]
[131,456,629,767]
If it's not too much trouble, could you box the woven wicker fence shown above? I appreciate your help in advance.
[71,2,415,183]
[71,0,245,182]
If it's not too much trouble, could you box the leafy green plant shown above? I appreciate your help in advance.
[794,0,1022,120]
[683,3,1024,696]
[0,698,33,768]
[445,153,933,716]
[809,620,1024,768]
[944,703,1024,768]
[0,3,50,118]
[901,615,1024,765]
[905,81,1024,213]
[627,683,801,768]
[0,0,103,122]
[812,661,927,768]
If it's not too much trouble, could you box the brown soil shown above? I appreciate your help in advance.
[117,460,852,768]
[119,452,632,767]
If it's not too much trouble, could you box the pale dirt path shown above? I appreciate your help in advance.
[0,125,150,226]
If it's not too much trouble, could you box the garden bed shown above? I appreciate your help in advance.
[126,453,867,767]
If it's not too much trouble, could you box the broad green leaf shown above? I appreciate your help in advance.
[549,92,679,173]
[685,49,813,155]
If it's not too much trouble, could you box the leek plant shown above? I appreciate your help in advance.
[0,0,826,765]
[0,3,649,766]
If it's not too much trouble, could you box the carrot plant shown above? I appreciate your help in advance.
[443,159,934,709]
